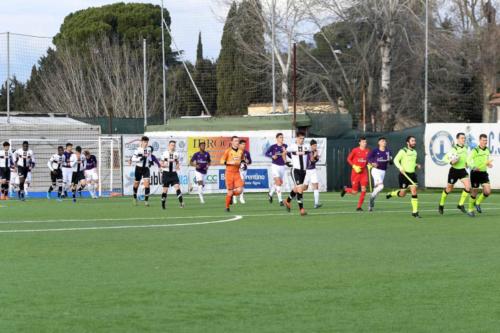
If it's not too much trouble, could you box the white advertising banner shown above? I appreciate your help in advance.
[425,123,500,188]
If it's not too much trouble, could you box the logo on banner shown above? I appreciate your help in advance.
[218,169,269,189]
[188,137,250,166]
[429,131,454,166]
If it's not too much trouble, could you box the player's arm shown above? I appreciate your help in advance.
[393,149,404,171]
[467,149,477,171]
[207,153,211,167]
[444,147,456,165]
[246,152,252,165]
[265,146,277,160]
[131,150,142,163]
[175,154,181,171]
[220,149,229,165]
[346,149,355,166]
[30,153,36,169]
[190,154,197,167]
[367,150,377,167]
[47,156,55,172]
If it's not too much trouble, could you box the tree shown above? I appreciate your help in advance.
[197,32,204,62]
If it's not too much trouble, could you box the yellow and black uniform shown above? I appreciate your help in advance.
[468,146,491,188]
[445,144,469,185]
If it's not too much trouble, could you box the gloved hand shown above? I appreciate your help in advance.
[353,165,362,173]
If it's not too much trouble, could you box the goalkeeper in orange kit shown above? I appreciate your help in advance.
[220,136,245,212]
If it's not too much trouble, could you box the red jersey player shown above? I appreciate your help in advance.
[341,137,370,211]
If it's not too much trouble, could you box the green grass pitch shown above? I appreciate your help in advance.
[1,191,500,332]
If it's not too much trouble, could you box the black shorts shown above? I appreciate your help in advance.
[0,167,11,181]
[399,172,418,189]
[291,169,307,186]
[162,171,180,187]
[17,166,30,178]
[71,171,85,184]
[447,168,469,185]
[134,167,150,181]
[50,169,63,184]
[471,171,489,188]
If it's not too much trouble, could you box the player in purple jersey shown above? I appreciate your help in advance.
[62,143,74,198]
[84,150,99,199]
[234,140,252,204]
[367,137,392,211]
[190,141,211,204]
[265,133,288,206]
[303,140,322,208]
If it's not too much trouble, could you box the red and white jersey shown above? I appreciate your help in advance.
[347,147,370,169]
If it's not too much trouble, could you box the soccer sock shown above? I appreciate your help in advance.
[439,190,449,206]
[225,194,232,209]
[276,185,283,202]
[297,192,304,209]
[58,186,62,198]
[144,187,150,201]
[468,195,476,212]
[197,184,204,198]
[287,190,296,203]
[269,185,276,197]
[390,190,400,197]
[411,195,419,213]
[458,189,469,206]
[176,189,183,203]
[345,187,353,194]
[161,192,167,208]
[313,189,319,205]
[372,184,384,198]
[476,193,489,205]
[133,186,138,199]
[72,187,77,199]
[48,185,54,193]
[358,191,366,209]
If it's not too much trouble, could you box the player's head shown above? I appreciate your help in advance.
[66,143,73,152]
[169,140,176,151]
[84,150,91,158]
[359,136,367,149]
[406,136,416,148]
[199,141,206,152]
[22,141,29,151]
[231,136,239,148]
[75,146,82,154]
[310,139,317,151]
[57,146,64,155]
[296,132,305,145]
[378,137,387,149]
[239,139,246,150]
[3,141,9,151]
[276,133,284,144]
[456,132,465,145]
[479,134,487,148]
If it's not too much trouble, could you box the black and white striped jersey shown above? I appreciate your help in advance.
[14,149,36,168]
[70,154,87,172]
[287,143,309,171]
[48,154,64,171]
[160,150,180,173]
[132,147,153,168]
[0,149,14,168]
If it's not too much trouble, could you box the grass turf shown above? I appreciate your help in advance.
[1,192,500,332]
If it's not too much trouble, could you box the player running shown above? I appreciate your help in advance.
[131,136,153,206]
[13,141,35,201]
[84,150,99,199]
[341,137,370,211]
[62,143,74,198]
[265,133,288,206]
[160,140,184,210]
[70,146,87,203]
[467,134,493,217]
[234,139,252,204]
[221,136,244,212]
[190,141,211,204]
[303,139,322,209]
[386,136,421,218]
[284,132,309,216]
[367,137,392,211]
[47,146,64,200]
[438,132,471,214]
[0,141,14,200]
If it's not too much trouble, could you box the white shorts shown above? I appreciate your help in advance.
[195,171,206,183]
[271,164,286,179]
[85,169,99,181]
[371,168,386,186]
[62,167,73,185]
[305,169,319,184]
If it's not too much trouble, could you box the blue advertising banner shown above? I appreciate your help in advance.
[219,169,269,190]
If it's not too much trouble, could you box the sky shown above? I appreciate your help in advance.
[0,0,227,82]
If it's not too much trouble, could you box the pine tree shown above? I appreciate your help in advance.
[196,32,203,62]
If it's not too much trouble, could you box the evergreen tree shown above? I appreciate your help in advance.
[196,32,203,62]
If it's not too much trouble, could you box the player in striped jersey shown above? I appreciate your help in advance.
[62,143,74,198]
[467,134,493,217]
[160,140,184,209]
[47,146,64,200]
[13,141,35,201]
[0,141,14,200]
[284,132,309,216]
[84,150,98,199]
[303,139,322,209]
[70,146,87,203]
[131,136,153,206]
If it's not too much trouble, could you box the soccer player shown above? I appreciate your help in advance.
[341,137,370,211]
[0,141,14,200]
[303,139,322,209]
[367,137,392,211]
[13,141,35,201]
[438,132,471,214]
[190,141,211,204]
[220,136,244,212]
[160,140,184,209]
[265,133,288,206]
[131,136,153,206]
[47,146,64,200]
[386,136,421,218]
[84,150,99,199]
[62,143,74,198]
[284,132,309,216]
[234,139,252,204]
[70,146,87,203]
[467,134,493,217]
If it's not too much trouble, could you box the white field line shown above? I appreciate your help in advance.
[0,215,243,234]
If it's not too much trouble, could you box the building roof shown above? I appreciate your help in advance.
[0,115,92,126]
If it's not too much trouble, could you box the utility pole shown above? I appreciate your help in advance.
[7,31,11,123]
[161,0,167,125]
